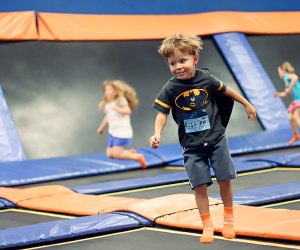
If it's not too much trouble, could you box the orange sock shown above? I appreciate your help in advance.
[137,154,147,169]
[288,133,300,145]
[222,207,236,239]
[200,213,214,244]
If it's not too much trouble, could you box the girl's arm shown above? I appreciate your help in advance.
[112,103,132,115]
[97,115,108,134]
[285,73,298,95]
[223,86,257,120]
[274,73,298,98]
[149,112,168,149]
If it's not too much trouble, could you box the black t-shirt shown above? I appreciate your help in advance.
[152,69,226,147]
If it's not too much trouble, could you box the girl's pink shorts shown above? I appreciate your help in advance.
[288,100,300,113]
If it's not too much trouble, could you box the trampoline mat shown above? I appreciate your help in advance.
[28,227,300,250]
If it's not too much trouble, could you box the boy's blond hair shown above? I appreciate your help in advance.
[99,80,139,111]
[281,61,295,74]
[158,34,203,58]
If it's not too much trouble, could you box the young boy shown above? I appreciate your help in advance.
[149,34,257,244]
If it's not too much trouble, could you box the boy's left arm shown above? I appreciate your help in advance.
[224,86,257,121]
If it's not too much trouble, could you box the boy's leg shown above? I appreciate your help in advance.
[218,179,236,239]
[194,184,214,244]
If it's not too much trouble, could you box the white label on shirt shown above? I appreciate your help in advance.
[183,110,210,133]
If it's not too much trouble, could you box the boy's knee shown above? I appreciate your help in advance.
[194,183,208,193]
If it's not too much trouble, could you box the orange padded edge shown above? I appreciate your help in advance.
[0,186,144,215]
[1,186,299,241]
[0,11,38,40]
[126,194,300,241]
[37,11,300,41]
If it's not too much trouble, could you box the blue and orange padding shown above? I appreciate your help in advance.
[0,185,299,242]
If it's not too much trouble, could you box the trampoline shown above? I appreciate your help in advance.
[0,1,300,249]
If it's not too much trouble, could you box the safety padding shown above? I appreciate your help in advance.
[245,150,300,166]
[72,171,188,194]
[0,213,153,249]
[213,32,289,130]
[72,156,275,195]
[0,11,38,41]
[1,187,299,241]
[141,144,182,164]
[228,127,300,155]
[125,194,300,242]
[286,153,300,166]
[169,157,275,172]
[0,186,144,215]
[0,198,15,209]
[0,150,162,187]
[214,181,300,206]
[0,85,26,161]
[2,0,300,14]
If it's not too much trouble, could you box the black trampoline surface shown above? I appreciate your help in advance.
[0,210,73,230]
[26,227,300,250]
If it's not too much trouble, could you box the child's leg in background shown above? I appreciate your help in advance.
[105,135,147,168]
[288,112,300,144]
[294,108,300,129]
[111,146,146,168]
[194,184,214,243]
[218,179,236,239]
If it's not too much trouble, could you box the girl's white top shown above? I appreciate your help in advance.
[105,97,133,138]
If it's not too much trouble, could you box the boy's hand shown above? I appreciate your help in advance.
[245,104,257,121]
[149,135,160,149]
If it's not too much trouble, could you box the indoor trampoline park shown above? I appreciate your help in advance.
[0,1,300,249]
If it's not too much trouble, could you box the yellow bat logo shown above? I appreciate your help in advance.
[175,89,208,111]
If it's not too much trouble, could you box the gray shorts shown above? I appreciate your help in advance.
[182,134,237,189]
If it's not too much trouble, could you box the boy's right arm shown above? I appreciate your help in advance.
[224,86,257,121]
[149,112,168,149]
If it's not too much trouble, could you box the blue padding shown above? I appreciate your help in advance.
[233,158,275,172]
[0,198,15,209]
[72,159,274,195]
[0,213,152,249]
[0,128,296,187]
[213,33,289,130]
[168,157,274,171]
[168,159,184,166]
[1,0,300,14]
[216,181,300,206]
[143,128,299,163]
[286,153,300,166]
[72,171,188,194]
[141,144,182,164]
[0,85,26,162]
[228,127,300,155]
[0,150,162,187]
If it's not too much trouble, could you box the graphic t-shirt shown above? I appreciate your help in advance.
[105,97,133,138]
[152,69,226,147]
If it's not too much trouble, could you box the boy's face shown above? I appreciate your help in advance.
[166,49,199,80]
